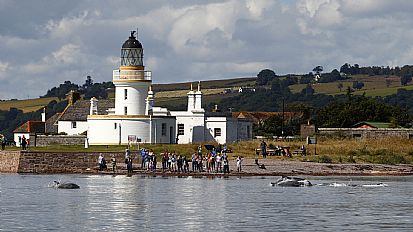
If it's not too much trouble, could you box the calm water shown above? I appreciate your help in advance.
[0,174,412,231]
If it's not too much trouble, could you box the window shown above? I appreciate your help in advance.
[247,126,250,138]
[124,89,128,100]
[114,123,117,129]
[71,121,77,129]
[124,107,128,115]
[161,123,167,136]
[178,124,184,135]
[214,128,221,137]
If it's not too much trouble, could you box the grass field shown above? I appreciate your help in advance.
[289,75,413,97]
[0,97,59,112]
[9,137,412,165]
[153,77,256,92]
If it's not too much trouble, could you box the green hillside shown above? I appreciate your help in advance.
[0,97,59,113]
[289,74,413,97]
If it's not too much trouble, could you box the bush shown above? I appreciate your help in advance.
[347,151,357,163]
[318,155,333,163]
[268,143,276,149]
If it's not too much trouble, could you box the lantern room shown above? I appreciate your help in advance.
[121,31,143,67]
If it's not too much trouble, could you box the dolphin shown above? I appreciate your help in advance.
[53,181,80,189]
[270,176,312,187]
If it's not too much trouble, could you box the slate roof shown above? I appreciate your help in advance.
[59,99,114,121]
[13,121,45,133]
[45,113,60,134]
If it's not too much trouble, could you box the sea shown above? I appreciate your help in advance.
[0,174,412,231]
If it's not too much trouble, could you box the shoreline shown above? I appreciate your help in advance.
[18,158,413,176]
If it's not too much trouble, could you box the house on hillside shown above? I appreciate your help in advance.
[238,87,256,93]
[352,121,392,129]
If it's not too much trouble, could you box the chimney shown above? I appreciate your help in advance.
[90,97,98,115]
[67,90,81,105]
[41,107,46,122]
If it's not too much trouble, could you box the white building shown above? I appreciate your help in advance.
[31,31,252,145]
[86,31,176,145]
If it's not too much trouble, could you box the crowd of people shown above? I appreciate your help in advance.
[97,144,243,174]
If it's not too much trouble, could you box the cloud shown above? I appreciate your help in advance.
[1,0,413,99]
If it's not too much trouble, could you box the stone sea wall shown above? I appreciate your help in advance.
[0,151,21,172]
[0,151,139,174]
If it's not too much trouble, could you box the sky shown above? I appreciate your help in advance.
[1,0,413,99]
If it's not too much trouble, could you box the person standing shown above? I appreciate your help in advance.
[127,157,133,174]
[223,157,229,174]
[216,153,222,173]
[98,153,104,171]
[125,148,130,163]
[236,156,243,172]
[111,154,117,173]
[260,140,267,158]
[21,136,27,150]
[191,152,197,172]
[1,136,5,150]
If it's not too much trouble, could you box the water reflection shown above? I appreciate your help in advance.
[0,175,412,231]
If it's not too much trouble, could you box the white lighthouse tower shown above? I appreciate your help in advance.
[87,30,176,145]
[113,31,151,115]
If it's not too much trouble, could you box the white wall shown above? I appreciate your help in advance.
[58,121,88,135]
[206,117,253,144]
[14,133,29,147]
[87,116,176,145]
[114,82,150,115]
[171,111,205,144]
[205,117,228,144]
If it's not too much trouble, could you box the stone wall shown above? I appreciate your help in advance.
[0,151,139,174]
[35,135,86,147]
[318,128,413,139]
[0,151,21,173]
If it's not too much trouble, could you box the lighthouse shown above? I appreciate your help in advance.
[113,31,151,116]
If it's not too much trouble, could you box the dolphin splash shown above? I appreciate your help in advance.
[51,181,80,189]
[270,176,312,187]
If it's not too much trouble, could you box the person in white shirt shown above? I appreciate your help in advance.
[236,156,243,172]
[216,154,222,173]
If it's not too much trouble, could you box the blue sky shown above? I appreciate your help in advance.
[1,0,413,99]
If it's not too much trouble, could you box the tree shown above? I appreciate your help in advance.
[256,69,276,86]
[352,81,364,90]
[301,84,315,96]
[312,66,323,75]
[299,72,314,84]
[340,63,351,74]
[400,75,412,86]
[337,83,343,92]
[385,79,391,88]
[83,76,93,90]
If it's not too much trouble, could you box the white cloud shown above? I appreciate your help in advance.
[1,0,413,98]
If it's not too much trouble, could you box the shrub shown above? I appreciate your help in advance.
[318,155,333,163]
[268,143,276,149]
[346,151,357,163]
